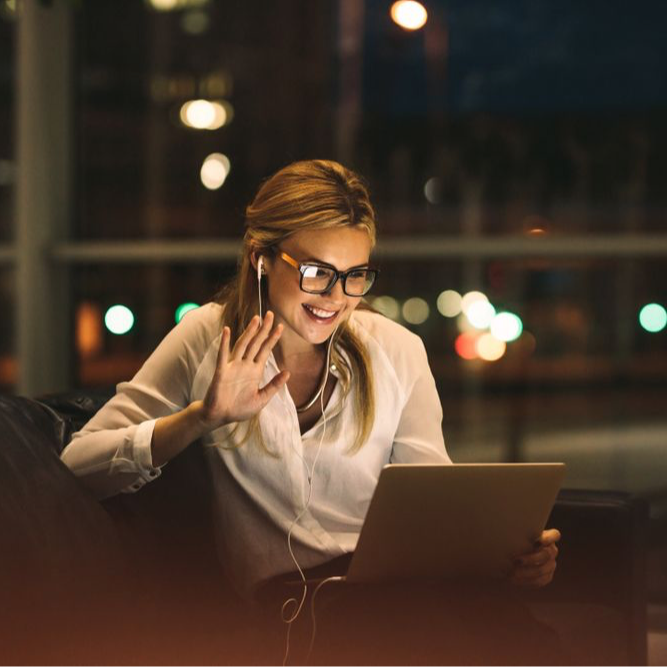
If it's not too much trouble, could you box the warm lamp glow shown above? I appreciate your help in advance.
[200,153,231,190]
[370,296,401,321]
[402,297,430,324]
[390,1,428,30]
[179,99,229,130]
[491,312,523,342]
[148,0,179,11]
[437,290,462,318]
[455,332,479,360]
[466,300,496,330]
[76,302,103,359]
[476,333,506,362]
[461,291,488,313]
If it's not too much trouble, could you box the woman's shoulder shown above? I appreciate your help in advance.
[170,301,225,352]
[177,301,224,330]
[349,307,427,359]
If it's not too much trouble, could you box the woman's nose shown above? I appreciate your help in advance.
[324,277,346,300]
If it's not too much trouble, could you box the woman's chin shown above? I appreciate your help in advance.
[298,314,340,344]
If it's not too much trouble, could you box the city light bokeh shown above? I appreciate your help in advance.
[175,302,200,323]
[390,1,428,31]
[370,295,401,321]
[179,99,230,130]
[200,153,231,190]
[490,312,523,342]
[476,333,506,362]
[104,305,135,335]
[402,297,430,324]
[437,290,462,318]
[639,303,667,333]
[466,300,496,330]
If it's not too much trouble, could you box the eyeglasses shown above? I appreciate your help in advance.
[277,250,378,297]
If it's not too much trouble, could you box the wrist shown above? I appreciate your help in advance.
[187,400,225,434]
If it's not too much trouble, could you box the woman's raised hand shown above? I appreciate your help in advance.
[199,311,290,430]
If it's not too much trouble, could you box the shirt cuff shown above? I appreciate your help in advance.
[133,418,162,481]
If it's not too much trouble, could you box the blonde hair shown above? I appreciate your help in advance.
[215,159,377,454]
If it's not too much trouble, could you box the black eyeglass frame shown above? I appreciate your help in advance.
[277,250,379,297]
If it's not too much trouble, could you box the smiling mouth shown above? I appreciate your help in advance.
[303,304,339,322]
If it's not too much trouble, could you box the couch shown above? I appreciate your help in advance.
[0,391,650,665]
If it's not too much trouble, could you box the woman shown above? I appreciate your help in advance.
[61,159,560,663]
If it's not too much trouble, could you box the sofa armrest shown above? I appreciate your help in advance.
[525,489,649,665]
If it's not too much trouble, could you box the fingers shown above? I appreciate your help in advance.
[215,326,231,375]
[255,322,284,366]
[516,543,558,568]
[243,311,276,361]
[232,311,282,363]
[538,528,561,546]
[231,315,262,360]
[513,528,561,561]
[258,370,291,404]
[510,535,559,589]
[511,558,557,588]
[512,567,557,588]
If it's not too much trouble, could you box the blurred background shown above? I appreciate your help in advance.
[1,0,666,641]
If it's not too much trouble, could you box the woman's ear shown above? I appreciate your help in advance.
[250,252,266,274]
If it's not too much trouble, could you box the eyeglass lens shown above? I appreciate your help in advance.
[301,265,374,296]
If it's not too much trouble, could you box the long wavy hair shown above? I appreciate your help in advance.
[214,159,377,454]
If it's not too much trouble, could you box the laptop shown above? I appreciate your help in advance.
[343,462,566,583]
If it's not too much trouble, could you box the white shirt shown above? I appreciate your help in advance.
[61,303,451,597]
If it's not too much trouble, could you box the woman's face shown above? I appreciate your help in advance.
[262,226,372,351]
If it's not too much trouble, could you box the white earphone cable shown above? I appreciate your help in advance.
[281,330,337,666]
[257,256,264,324]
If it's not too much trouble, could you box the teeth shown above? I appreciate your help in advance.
[305,304,337,318]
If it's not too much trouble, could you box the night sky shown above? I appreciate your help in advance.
[363,0,667,114]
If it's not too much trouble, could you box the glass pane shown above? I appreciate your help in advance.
[0,4,14,390]
[72,262,235,387]
[0,2,15,243]
[77,2,667,241]
[71,257,667,499]
[362,1,667,236]
[370,257,667,496]
[0,268,15,391]
[77,0,335,239]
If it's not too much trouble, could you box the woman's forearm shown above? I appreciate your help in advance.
[151,400,219,467]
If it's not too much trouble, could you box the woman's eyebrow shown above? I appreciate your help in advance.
[300,255,371,270]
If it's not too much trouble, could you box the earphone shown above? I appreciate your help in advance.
[257,255,264,323]
[254,250,339,663]
[281,325,339,666]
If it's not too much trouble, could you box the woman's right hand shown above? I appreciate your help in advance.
[198,311,290,431]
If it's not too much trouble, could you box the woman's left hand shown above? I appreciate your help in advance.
[509,528,561,588]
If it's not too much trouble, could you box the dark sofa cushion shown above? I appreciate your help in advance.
[38,389,114,451]
[0,396,123,608]
[0,393,251,664]
[524,489,649,666]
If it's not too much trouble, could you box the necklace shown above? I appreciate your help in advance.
[295,334,337,413]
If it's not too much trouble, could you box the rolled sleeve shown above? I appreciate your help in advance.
[60,303,222,499]
[133,418,162,481]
